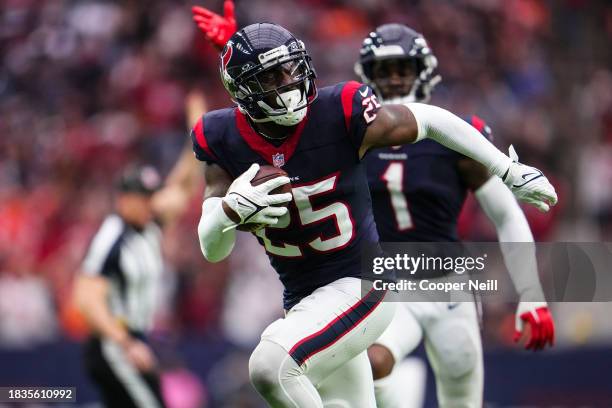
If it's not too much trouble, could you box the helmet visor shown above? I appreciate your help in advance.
[244,58,310,94]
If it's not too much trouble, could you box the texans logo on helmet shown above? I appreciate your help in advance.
[221,43,233,71]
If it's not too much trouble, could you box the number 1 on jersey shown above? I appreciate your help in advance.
[381,162,414,230]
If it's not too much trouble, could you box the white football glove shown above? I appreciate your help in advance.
[502,146,558,212]
[222,163,292,228]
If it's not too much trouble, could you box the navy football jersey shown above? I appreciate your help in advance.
[364,115,492,242]
[192,81,382,309]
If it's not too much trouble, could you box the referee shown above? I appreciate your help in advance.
[75,165,166,408]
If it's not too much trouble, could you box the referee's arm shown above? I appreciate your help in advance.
[74,274,129,347]
[74,273,157,373]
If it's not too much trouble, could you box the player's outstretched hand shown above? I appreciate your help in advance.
[502,146,558,212]
[192,0,236,50]
[223,163,292,227]
[513,301,555,351]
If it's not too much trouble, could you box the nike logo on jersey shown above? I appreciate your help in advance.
[359,88,369,98]
[512,170,543,188]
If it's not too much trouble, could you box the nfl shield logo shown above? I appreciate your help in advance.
[272,153,285,168]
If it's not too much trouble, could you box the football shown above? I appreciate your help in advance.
[236,165,292,232]
[251,165,292,198]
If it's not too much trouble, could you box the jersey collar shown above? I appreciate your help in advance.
[234,108,308,168]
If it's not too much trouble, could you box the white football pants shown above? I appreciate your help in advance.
[249,277,396,407]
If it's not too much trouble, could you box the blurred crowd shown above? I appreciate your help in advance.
[0,0,611,404]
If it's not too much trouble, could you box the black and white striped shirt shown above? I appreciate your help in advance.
[82,214,164,333]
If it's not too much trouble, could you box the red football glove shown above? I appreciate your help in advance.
[192,0,237,50]
[513,302,555,351]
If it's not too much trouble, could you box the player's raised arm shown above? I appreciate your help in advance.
[361,102,558,211]
[152,90,207,224]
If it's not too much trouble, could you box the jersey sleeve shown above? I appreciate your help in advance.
[81,216,123,278]
[339,81,381,151]
[191,115,219,164]
[465,115,493,141]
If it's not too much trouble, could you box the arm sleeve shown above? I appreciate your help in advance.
[197,197,237,262]
[340,81,381,151]
[406,102,511,178]
[475,176,545,301]
[191,115,219,164]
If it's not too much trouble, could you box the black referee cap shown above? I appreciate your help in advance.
[117,165,162,195]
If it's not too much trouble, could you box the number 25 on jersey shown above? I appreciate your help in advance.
[256,173,355,257]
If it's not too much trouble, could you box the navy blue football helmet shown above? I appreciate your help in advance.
[355,24,440,104]
[219,23,317,126]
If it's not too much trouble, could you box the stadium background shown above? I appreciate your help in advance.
[0,0,611,406]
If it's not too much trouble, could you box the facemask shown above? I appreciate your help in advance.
[255,87,308,126]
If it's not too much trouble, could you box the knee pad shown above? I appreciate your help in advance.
[429,323,479,379]
[249,340,301,393]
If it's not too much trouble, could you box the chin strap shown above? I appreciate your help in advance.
[243,106,307,128]
[249,115,274,124]
[238,85,309,127]
[239,103,306,128]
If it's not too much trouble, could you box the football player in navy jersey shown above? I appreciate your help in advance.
[187,19,557,407]
[354,24,556,407]
[178,3,557,405]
